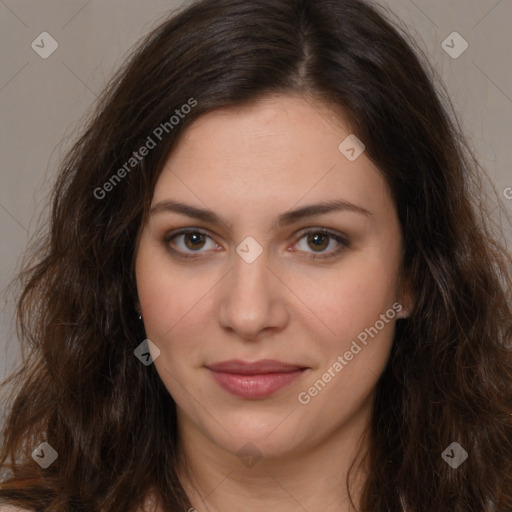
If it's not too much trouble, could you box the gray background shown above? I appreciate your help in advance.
[1,0,511,383]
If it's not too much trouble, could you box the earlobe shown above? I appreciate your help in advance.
[396,274,414,319]
[395,305,410,319]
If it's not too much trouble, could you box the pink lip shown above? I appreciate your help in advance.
[207,359,308,399]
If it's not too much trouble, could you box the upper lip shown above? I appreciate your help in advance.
[207,359,307,375]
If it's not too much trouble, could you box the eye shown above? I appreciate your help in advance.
[163,228,349,261]
[293,229,349,260]
[164,229,220,258]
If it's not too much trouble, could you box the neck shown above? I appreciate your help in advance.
[175,398,372,512]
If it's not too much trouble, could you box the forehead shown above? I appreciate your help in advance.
[163,94,352,179]
[151,94,393,223]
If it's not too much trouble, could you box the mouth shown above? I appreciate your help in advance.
[206,359,309,399]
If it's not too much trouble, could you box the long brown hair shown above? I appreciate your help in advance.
[1,0,511,510]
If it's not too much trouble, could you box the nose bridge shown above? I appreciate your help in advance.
[230,245,273,312]
[218,242,288,338]
[230,233,272,293]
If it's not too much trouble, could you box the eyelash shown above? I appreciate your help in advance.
[163,228,349,261]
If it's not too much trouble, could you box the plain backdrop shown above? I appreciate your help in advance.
[1,0,511,398]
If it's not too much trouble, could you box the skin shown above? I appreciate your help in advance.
[135,93,412,512]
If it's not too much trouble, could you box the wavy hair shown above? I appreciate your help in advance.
[1,0,511,510]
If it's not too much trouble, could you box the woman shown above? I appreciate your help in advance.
[1,0,511,510]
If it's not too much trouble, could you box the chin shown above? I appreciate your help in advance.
[206,409,308,461]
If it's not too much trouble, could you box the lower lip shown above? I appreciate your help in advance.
[208,369,306,399]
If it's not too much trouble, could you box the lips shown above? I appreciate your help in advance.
[207,359,306,374]
[207,359,308,399]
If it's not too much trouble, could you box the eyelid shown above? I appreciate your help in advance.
[163,226,349,259]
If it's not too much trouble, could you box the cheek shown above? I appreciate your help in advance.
[135,243,218,366]
[293,247,401,345]
[135,234,180,320]
[135,239,181,345]
[136,270,204,346]
[135,267,201,399]
[294,258,399,424]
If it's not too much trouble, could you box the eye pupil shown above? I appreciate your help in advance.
[308,233,329,251]
[185,232,206,250]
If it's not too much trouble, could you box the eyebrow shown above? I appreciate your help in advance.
[149,199,372,229]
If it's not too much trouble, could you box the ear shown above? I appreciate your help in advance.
[395,270,414,319]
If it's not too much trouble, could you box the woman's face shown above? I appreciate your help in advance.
[135,94,409,461]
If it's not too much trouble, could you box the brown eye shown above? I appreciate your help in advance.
[163,228,348,261]
[164,229,219,258]
[295,229,349,260]
[307,232,330,252]
[183,232,207,251]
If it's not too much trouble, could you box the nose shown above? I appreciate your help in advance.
[217,248,289,341]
